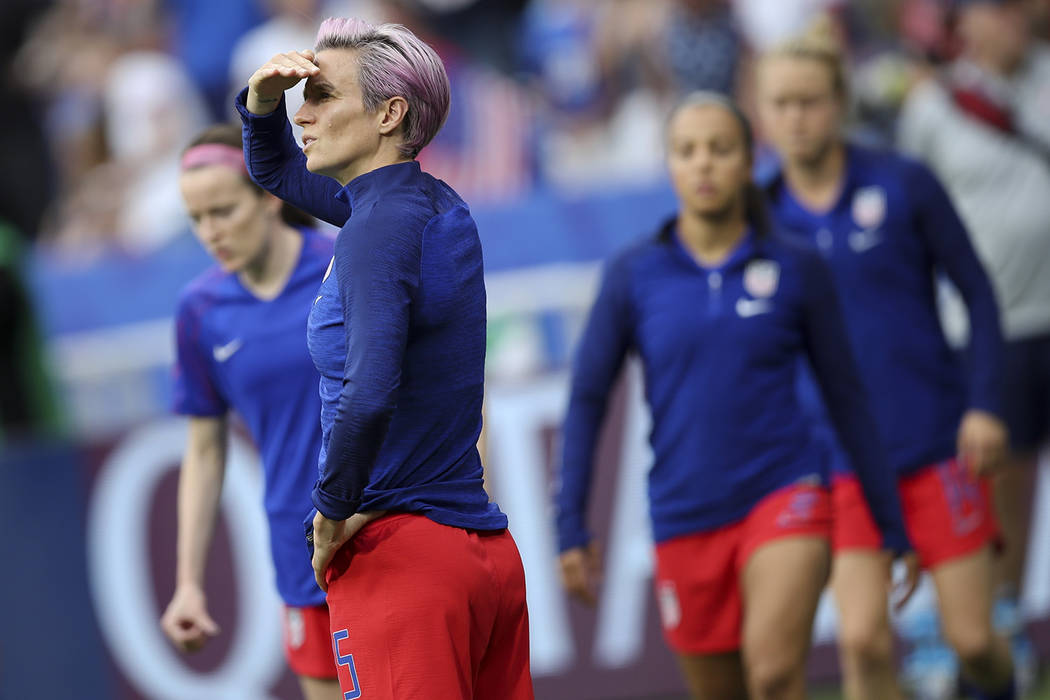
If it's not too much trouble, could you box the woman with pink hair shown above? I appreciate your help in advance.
[236,18,533,700]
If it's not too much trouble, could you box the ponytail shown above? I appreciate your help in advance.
[744,183,771,238]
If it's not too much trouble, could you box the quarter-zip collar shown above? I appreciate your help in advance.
[334,160,421,211]
[669,223,758,274]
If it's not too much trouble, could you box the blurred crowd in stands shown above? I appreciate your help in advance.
[0,0,1043,265]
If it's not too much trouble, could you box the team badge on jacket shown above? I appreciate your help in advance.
[657,580,682,630]
[285,607,305,649]
[743,259,780,299]
[851,186,887,230]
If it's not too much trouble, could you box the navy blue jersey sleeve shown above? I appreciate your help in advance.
[556,255,635,552]
[172,293,227,416]
[799,251,912,554]
[904,159,1005,417]
[234,88,349,228]
[311,203,426,520]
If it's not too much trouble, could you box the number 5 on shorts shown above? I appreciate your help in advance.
[332,629,362,699]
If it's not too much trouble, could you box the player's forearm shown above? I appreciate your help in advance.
[804,262,911,553]
[816,349,910,552]
[556,279,629,552]
[175,440,227,588]
[556,394,608,552]
[955,271,1005,417]
[235,89,348,227]
[314,396,394,519]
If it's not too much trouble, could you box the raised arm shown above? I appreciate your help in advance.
[235,51,348,227]
[799,252,912,556]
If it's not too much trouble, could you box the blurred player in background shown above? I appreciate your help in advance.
[161,124,340,700]
[899,0,1050,691]
[236,17,533,700]
[556,92,918,700]
[757,19,1016,700]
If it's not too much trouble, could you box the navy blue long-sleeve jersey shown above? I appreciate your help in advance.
[173,228,332,606]
[236,90,506,530]
[556,221,911,554]
[762,145,1004,476]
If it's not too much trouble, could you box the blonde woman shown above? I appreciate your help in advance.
[757,20,1016,700]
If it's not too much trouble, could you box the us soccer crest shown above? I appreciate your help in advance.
[851,186,887,230]
[744,260,780,298]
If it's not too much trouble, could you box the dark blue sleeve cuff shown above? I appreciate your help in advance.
[882,530,914,558]
[556,514,591,553]
[233,87,290,132]
[969,394,1004,422]
[311,485,360,522]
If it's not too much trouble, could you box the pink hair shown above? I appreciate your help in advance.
[315,18,451,158]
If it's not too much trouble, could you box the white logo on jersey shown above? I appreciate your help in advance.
[285,608,306,650]
[816,228,834,252]
[743,259,780,298]
[656,581,681,630]
[851,186,887,229]
[736,297,773,318]
[848,228,883,253]
[212,338,243,362]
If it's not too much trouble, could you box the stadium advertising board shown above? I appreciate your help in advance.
[16,185,1050,699]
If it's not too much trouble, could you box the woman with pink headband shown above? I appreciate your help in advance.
[160,124,344,700]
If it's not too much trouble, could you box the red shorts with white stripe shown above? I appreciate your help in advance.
[324,513,533,700]
[283,604,337,679]
[831,458,999,569]
[653,482,832,654]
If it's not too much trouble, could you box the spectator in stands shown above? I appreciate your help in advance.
[899,0,1050,694]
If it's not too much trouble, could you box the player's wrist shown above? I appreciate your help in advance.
[174,576,206,593]
[881,530,913,558]
[245,87,281,115]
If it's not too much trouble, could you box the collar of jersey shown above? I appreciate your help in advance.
[335,160,422,210]
[768,142,865,222]
[669,224,758,274]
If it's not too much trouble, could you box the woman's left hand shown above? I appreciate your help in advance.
[891,551,921,612]
[957,409,1008,476]
[311,510,386,592]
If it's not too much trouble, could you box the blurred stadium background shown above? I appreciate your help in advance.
[1,0,1049,698]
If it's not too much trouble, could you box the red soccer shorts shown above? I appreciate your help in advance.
[830,472,888,553]
[283,604,337,679]
[653,482,832,654]
[831,459,998,569]
[324,514,533,699]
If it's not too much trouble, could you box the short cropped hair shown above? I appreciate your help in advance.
[315,18,451,158]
